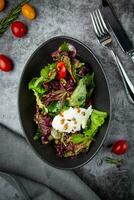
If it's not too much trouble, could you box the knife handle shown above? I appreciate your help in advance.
[111,50,134,104]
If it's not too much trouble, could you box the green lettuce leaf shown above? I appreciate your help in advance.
[71,134,85,144]
[69,73,94,107]
[69,77,87,107]
[28,77,46,95]
[34,91,48,113]
[29,63,57,96]
[29,63,57,93]
[83,109,108,138]
[28,63,57,113]
[59,42,70,51]
[29,77,47,112]
[71,109,108,144]
[40,63,57,82]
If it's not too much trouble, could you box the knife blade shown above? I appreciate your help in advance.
[101,0,134,63]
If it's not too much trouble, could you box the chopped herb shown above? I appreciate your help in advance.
[105,157,123,166]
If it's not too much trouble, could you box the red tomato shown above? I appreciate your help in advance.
[111,139,128,155]
[11,21,27,38]
[56,62,66,79]
[0,54,13,72]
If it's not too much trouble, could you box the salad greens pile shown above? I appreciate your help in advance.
[28,42,108,157]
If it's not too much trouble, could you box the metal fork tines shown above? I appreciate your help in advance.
[90,9,134,104]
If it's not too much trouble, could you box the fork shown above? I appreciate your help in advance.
[90,9,134,104]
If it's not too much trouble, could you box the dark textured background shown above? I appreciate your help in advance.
[0,0,134,199]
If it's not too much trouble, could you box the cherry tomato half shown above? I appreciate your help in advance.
[0,54,13,72]
[56,62,66,79]
[111,139,128,155]
[11,21,27,38]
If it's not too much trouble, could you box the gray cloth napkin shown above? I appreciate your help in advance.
[0,123,101,200]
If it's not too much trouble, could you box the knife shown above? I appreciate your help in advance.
[101,0,134,63]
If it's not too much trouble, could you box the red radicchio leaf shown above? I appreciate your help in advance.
[39,115,52,144]
[78,66,91,76]
[42,88,68,106]
[65,76,75,92]
[51,49,61,57]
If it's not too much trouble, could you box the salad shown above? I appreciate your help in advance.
[28,42,108,157]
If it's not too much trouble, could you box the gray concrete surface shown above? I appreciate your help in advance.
[0,0,134,199]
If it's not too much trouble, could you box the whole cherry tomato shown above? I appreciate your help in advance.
[22,3,36,20]
[111,139,128,155]
[11,21,27,38]
[0,0,5,12]
[56,62,66,79]
[0,54,13,72]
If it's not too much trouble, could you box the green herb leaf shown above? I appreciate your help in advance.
[48,101,62,114]
[105,157,123,166]
[59,42,69,51]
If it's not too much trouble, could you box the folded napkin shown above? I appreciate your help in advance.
[0,123,101,200]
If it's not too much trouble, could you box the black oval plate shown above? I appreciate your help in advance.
[18,36,111,169]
